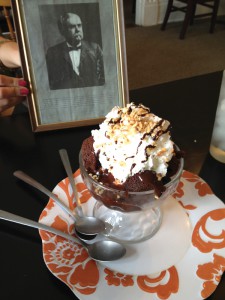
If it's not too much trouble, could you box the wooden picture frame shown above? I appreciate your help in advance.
[11,0,129,132]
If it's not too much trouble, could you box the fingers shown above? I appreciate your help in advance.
[0,86,29,99]
[0,74,29,99]
[0,96,25,113]
[0,75,29,113]
[0,74,26,87]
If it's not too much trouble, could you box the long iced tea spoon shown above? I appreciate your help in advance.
[13,170,105,236]
[0,209,126,261]
[59,148,83,217]
[59,148,105,238]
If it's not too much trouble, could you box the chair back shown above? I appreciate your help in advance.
[0,0,16,41]
[161,0,221,39]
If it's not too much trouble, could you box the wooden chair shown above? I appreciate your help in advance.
[0,0,16,116]
[161,0,221,39]
[0,0,16,41]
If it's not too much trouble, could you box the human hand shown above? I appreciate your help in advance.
[0,75,29,113]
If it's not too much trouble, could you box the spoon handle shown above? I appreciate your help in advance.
[0,209,81,245]
[13,170,76,220]
[59,149,83,217]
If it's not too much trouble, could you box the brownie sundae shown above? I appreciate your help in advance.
[80,102,183,202]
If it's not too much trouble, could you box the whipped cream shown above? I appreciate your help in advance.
[91,103,175,183]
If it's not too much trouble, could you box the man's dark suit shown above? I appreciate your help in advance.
[46,40,105,90]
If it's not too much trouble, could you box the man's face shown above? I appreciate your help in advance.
[64,13,83,45]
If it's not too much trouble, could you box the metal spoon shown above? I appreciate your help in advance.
[13,170,103,236]
[59,148,84,218]
[0,209,126,261]
[59,148,105,239]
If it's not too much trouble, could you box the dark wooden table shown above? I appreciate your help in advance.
[0,71,224,300]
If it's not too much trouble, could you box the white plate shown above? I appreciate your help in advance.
[39,170,225,300]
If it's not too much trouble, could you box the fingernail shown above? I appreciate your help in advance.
[18,79,27,87]
[20,88,29,96]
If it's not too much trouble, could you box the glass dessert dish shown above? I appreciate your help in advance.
[79,151,184,244]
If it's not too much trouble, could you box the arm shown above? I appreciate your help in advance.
[0,37,29,114]
[0,37,21,68]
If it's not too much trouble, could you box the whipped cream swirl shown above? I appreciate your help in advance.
[91,103,175,183]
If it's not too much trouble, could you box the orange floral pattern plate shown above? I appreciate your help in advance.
[39,170,225,300]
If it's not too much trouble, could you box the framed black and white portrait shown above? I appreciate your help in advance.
[12,0,129,132]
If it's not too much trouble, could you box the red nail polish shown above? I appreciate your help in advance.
[18,79,27,87]
[20,88,29,96]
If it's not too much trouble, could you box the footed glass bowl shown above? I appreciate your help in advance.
[79,151,184,243]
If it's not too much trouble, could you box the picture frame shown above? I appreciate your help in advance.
[11,0,129,132]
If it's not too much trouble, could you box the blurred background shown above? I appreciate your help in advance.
[123,0,225,90]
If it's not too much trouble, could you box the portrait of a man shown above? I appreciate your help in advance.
[46,11,105,90]
[19,1,125,128]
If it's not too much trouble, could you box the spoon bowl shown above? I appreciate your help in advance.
[0,209,126,262]
[13,170,105,236]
